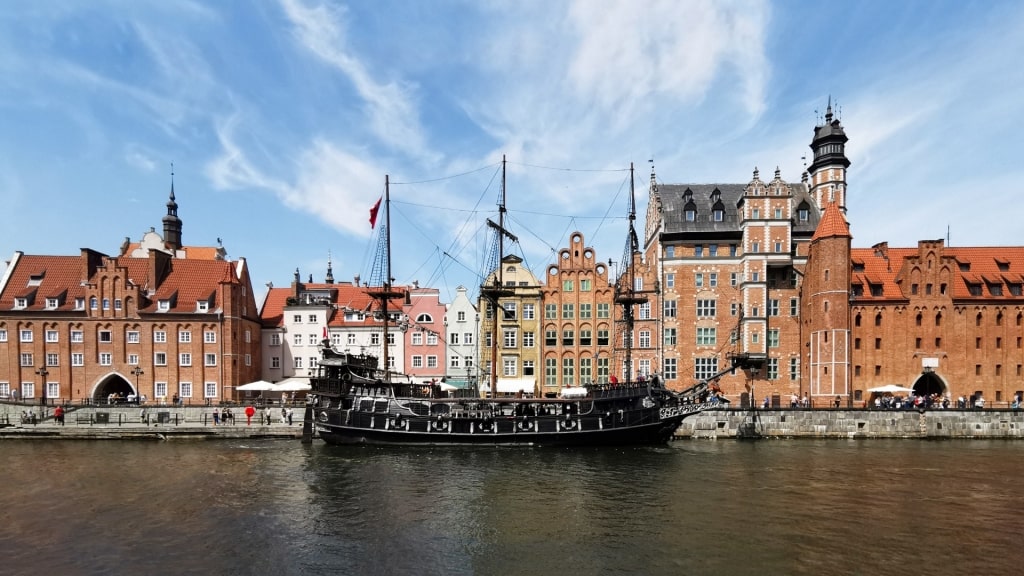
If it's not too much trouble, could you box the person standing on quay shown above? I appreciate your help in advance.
[244,404,255,425]
[54,405,64,426]
[212,408,220,426]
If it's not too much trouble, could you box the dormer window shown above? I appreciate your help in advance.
[958,262,970,272]
[197,301,209,312]
[75,298,85,310]
[713,208,724,222]
[14,298,27,309]
[416,313,433,323]
[46,298,59,309]
[158,300,171,311]
[988,283,1003,297]
[685,208,696,221]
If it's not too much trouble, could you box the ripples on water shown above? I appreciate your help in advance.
[1,440,1022,576]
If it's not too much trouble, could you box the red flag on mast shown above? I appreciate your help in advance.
[369,196,382,228]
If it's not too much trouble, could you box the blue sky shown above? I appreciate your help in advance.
[2,0,1022,305]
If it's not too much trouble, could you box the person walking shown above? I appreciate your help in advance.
[244,405,255,425]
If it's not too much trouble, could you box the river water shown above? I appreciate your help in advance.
[2,439,1021,576]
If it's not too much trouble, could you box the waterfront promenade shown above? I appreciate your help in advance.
[4,399,1024,440]
[0,401,303,440]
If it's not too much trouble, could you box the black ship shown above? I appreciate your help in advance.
[303,163,758,446]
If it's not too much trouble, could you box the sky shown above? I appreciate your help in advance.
[2,0,1023,307]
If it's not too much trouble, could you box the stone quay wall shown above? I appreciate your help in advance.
[678,408,1024,439]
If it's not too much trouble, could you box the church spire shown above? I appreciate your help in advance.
[808,98,850,213]
[162,163,183,250]
[325,250,335,284]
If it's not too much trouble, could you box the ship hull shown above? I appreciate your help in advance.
[310,405,694,447]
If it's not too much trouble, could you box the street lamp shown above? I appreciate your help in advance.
[35,366,49,406]
[131,366,145,404]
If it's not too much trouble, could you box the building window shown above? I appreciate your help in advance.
[72,353,84,366]
[294,357,303,369]
[694,358,719,381]
[179,382,192,399]
[270,334,281,346]
[523,304,535,319]
[562,280,574,292]
[695,245,703,258]
[696,300,716,317]
[767,358,779,380]
[709,273,718,287]
[696,328,716,346]
[639,331,651,348]
[205,382,218,398]
[90,297,98,310]
[562,330,574,346]
[562,304,574,319]
[752,242,760,253]
[450,332,460,345]
[180,353,192,366]
[20,330,33,343]
[639,302,651,320]
[503,302,517,320]
[545,304,557,319]
[464,332,474,345]
[411,356,423,368]
[789,358,800,380]
[154,353,167,366]
[522,360,534,376]
[412,332,423,346]
[562,358,575,386]
[157,300,170,311]
[769,299,779,316]
[663,358,677,380]
[545,358,557,386]
[523,332,535,347]
[99,330,112,343]
[580,357,592,383]
[580,303,592,319]
[293,334,302,346]
[0,329,6,342]
[20,353,33,367]
[46,330,59,343]
[666,246,675,258]
[155,382,168,399]
[204,331,216,343]
[597,303,610,318]
[581,279,592,292]
[664,328,677,346]
[695,273,703,288]
[99,353,112,366]
[768,329,779,348]
[271,357,280,369]
[46,353,59,367]
[790,298,799,316]
[664,300,677,318]
[597,330,609,346]
[309,334,318,345]
[154,331,167,343]
[293,314,302,323]
[503,329,517,348]
[128,354,139,365]
[579,330,591,346]
[666,273,675,288]
[205,353,217,366]
[126,331,140,344]
[503,357,517,377]
[450,355,461,368]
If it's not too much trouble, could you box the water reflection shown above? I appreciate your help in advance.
[1,440,1022,575]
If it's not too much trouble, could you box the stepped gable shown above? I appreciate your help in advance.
[133,257,237,313]
[811,201,851,241]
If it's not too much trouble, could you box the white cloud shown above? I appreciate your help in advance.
[278,0,434,161]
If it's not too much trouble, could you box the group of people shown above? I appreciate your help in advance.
[232,405,294,426]
[210,406,236,425]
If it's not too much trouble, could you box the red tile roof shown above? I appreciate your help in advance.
[0,251,241,313]
[260,283,409,328]
[811,202,851,241]
[851,245,1024,301]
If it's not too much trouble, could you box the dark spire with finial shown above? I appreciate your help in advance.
[808,96,850,174]
[162,162,183,250]
[325,250,335,284]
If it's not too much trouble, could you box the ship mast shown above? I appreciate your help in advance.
[483,156,517,398]
[615,163,647,383]
[369,175,404,383]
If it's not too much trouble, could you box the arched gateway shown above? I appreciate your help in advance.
[911,371,947,398]
[92,373,137,403]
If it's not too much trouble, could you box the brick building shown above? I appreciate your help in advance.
[0,187,262,404]
[539,232,615,392]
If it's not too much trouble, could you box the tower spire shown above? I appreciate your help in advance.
[162,162,183,251]
[325,250,335,284]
